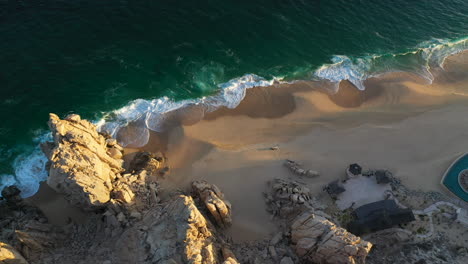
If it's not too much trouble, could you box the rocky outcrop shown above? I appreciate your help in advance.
[192,181,232,228]
[0,242,29,264]
[265,179,320,220]
[291,211,372,264]
[284,160,319,178]
[263,179,372,264]
[115,195,233,264]
[41,113,124,210]
[127,151,167,177]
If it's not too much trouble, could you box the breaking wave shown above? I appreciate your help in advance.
[2,37,468,197]
[0,133,50,197]
[314,37,468,90]
[97,74,282,147]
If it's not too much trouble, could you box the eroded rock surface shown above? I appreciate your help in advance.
[291,211,372,264]
[115,195,231,264]
[192,181,232,228]
[41,113,124,210]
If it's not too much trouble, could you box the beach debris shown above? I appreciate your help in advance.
[323,180,346,199]
[347,163,362,178]
[283,160,319,178]
[257,145,280,151]
[192,180,232,228]
[291,210,372,264]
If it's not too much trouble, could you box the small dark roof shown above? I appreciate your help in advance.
[375,170,391,184]
[354,200,399,219]
[348,163,362,176]
[348,199,415,235]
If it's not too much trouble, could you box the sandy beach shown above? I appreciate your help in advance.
[24,51,468,243]
[11,45,468,264]
[129,52,468,242]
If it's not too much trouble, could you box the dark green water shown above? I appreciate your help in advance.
[1,0,467,195]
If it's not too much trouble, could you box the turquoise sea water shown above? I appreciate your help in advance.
[1,0,468,196]
[442,153,468,202]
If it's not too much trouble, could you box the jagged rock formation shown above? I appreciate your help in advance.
[291,211,372,264]
[0,242,29,264]
[192,181,232,228]
[115,195,236,264]
[263,179,372,264]
[41,113,124,210]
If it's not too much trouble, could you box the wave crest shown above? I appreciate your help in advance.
[313,37,468,90]
[97,74,279,147]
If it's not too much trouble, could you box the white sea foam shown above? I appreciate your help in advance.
[11,149,48,197]
[314,55,370,90]
[97,74,280,147]
[313,37,468,90]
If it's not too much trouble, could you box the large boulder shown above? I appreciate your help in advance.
[41,113,124,210]
[192,181,232,228]
[115,195,234,264]
[291,211,372,264]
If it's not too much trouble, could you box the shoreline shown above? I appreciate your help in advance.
[24,51,468,239]
[134,51,468,241]
[4,49,466,264]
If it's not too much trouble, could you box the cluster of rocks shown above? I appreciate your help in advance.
[6,113,464,264]
[263,179,373,264]
[1,114,242,264]
[264,179,317,220]
[283,160,319,178]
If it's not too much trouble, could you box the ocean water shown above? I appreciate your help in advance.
[1,0,467,196]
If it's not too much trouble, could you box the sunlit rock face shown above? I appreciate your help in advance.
[41,113,124,210]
